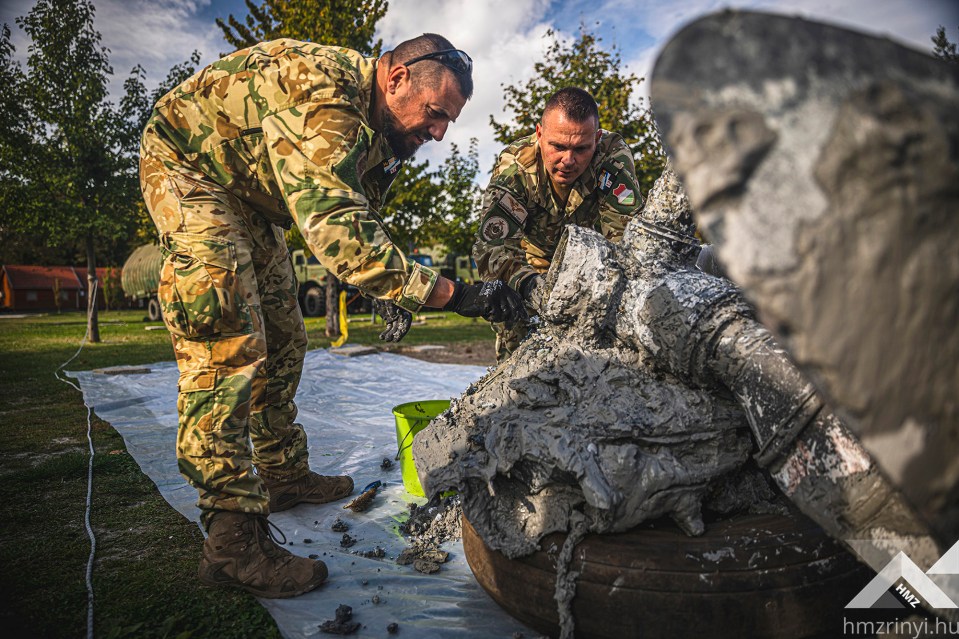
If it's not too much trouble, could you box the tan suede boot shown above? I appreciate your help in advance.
[197,512,327,598]
[262,471,354,512]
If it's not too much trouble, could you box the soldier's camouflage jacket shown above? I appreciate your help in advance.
[140,39,436,311]
[473,131,643,291]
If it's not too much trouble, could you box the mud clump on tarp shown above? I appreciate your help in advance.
[395,494,460,573]
[319,604,360,635]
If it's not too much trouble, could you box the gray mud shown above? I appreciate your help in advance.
[394,494,461,573]
[414,168,765,560]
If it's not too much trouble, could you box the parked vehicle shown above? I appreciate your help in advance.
[453,255,478,283]
[290,249,328,317]
[121,243,164,320]
[290,249,377,315]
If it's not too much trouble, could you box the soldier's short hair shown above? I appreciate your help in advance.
[543,87,599,125]
[392,33,474,100]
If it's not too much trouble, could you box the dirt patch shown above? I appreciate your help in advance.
[383,340,496,366]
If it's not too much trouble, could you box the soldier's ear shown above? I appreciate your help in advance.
[535,122,543,141]
[387,64,411,94]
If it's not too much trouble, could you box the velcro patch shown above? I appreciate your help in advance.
[598,170,613,193]
[481,216,511,241]
[495,191,528,225]
[612,183,636,206]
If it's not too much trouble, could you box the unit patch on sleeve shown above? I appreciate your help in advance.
[383,157,400,175]
[612,183,636,206]
[495,191,528,225]
[598,170,613,193]
[481,216,510,241]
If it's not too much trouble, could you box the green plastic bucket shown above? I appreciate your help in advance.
[392,399,450,496]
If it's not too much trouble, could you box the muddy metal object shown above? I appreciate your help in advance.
[414,164,936,636]
[415,167,914,559]
[651,10,959,548]
[464,511,869,639]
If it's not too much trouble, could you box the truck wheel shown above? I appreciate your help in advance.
[147,297,162,322]
[302,284,325,317]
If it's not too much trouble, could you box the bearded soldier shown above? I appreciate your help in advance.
[472,87,644,360]
[139,33,525,598]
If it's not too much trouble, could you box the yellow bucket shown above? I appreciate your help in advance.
[392,399,450,496]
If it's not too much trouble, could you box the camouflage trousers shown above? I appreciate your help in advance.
[140,152,309,528]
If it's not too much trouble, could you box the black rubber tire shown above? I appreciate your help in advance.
[147,297,162,322]
[301,284,325,317]
[463,510,871,639]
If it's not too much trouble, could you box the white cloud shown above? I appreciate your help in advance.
[2,0,227,101]
[4,0,955,179]
[91,0,226,96]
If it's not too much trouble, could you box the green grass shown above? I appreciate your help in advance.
[0,309,491,638]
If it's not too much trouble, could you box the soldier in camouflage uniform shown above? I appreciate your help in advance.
[140,33,525,598]
[473,87,644,360]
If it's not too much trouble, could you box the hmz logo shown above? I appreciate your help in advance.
[847,541,959,609]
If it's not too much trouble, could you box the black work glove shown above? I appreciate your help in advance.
[443,280,529,327]
[372,299,413,342]
[519,274,546,315]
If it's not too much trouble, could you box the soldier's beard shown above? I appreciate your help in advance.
[382,107,425,161]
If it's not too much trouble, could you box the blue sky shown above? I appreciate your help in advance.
[2,0,957,174]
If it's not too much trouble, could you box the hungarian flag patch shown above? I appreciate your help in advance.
[612,183,635,206]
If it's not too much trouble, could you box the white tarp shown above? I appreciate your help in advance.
[72,349,534,639]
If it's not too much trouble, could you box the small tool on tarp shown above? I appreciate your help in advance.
[344,480,381,513]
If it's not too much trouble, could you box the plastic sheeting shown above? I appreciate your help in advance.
[71,349,534,639]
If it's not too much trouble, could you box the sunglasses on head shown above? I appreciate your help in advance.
[401,49,473,75]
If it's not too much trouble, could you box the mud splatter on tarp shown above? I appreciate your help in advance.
[395,494,461,573]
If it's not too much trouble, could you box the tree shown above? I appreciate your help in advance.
[0,0,200,341]
[380,160,442,253]
[491,26,665,195]
[932,25,958,63]
[216,0,388,56]
[430,139,482,278]
[0,0,133,340]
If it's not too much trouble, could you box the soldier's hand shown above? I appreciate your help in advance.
[443,280,529,327]
[372,299,413,342]
[519,274,546,315]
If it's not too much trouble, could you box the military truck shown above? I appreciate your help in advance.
[121,243,164,321]
[453,255,478,283]
[290,249,328,316]
[121,243,387,321]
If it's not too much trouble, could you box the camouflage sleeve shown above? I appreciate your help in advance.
[597,134,644,242]
[471,152,539,291]
[263,98,436,312]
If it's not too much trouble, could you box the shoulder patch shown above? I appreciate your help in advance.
[496,191,528,225]
[612,183,636,206]
[383,156,400,174]
[481,215,511,241]
[598,170,614,193]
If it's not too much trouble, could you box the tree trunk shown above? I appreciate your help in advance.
[85,232,101,343]
[324,271,340,339]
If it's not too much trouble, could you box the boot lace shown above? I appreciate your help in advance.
[249,515,289,559]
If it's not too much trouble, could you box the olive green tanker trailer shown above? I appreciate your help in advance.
[121,243,164,321]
